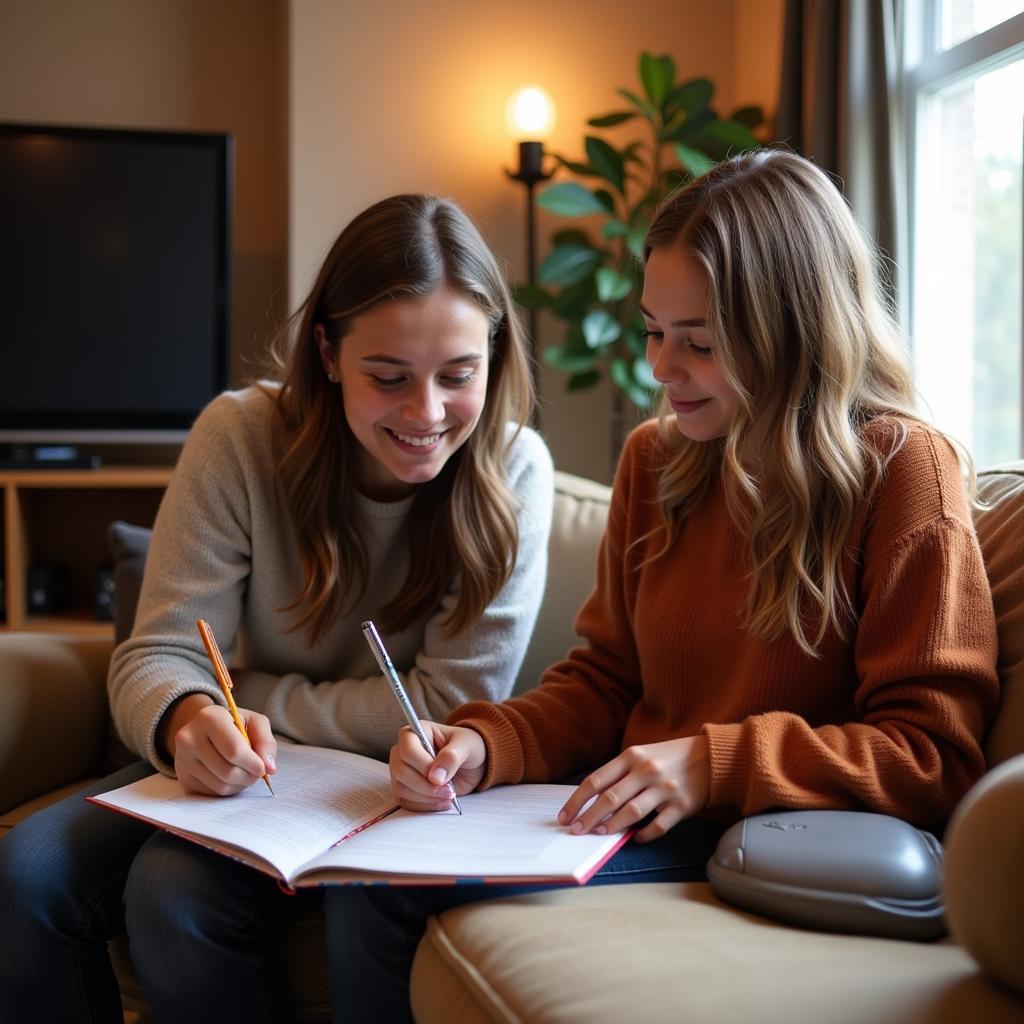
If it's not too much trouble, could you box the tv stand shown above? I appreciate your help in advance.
[0,444,101,470]
[0,465,173,635]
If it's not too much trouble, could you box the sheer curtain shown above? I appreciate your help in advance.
[776,0,907,315]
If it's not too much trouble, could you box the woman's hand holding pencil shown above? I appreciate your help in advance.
[154,621,278,797]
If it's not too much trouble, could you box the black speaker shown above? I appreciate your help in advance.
[26,564,70,615]
[95,564,115,621]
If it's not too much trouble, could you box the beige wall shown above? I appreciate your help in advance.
[289,0,783,481]
[0,0,288,386]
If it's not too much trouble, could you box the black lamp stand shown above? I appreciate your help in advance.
[506,140,553,423]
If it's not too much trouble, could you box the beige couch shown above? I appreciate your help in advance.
[1,468,1022,1022]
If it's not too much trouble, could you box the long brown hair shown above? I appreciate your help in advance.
[644,149,938,656]
[265,195,534,644]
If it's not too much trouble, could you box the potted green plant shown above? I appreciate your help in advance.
[518,52,765,457]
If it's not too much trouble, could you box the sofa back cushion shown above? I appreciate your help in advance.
[513,471,613,696]
[973,462,1024,766]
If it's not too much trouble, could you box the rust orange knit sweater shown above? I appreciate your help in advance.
[450,419,999,828]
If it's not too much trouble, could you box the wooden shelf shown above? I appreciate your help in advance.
[0,466,174,634]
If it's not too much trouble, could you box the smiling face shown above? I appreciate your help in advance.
[641,247,740,442]
[319,287,491,501]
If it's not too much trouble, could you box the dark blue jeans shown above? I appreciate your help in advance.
[323,814,726,1024]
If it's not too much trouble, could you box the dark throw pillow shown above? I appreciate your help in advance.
[107,520,152,645]
[102,520,153,772]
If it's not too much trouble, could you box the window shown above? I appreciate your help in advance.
[905,2,1024,466]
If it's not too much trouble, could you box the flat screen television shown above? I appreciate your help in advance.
[0,123,232,446]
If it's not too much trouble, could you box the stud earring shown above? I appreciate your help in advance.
[327,372,338,384]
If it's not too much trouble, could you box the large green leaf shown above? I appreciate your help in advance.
[670,108,715,142]
[666,78,713,115]
[626,225,647,259]
[629,387,654,410]
[610,356,655,409]
[659,109,687,141]
[538,244,604,286]
[585,136,626,193]
[588,111,636,127]
[617,87,658,121]
[582,309,622,349]
[543,345,598,374]
[595,266,634,302]
[640,52,675,107]
[674,143,716,177]
[537,182,608,217]
[702,119,760,153]
[633,357,659,389]
[552,154,595,177]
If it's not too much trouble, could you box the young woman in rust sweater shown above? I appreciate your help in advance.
[336,150,1000,1023]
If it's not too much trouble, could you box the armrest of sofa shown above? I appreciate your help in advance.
[0,632,114,814]
[944,753,1024,998]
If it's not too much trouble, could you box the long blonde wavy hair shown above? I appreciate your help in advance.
[645,149,935,656]
[265,194,534,645]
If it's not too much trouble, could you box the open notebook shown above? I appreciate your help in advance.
[89,743,630,888]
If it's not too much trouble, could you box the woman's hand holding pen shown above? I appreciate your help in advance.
[389,722,487,812]
[557,736,710,843]
[160,695,278,796]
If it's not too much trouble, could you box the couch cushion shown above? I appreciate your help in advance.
[412,882,1024,1024]
[513,471,612,696]
[0,633,112,815]
[0,778,99,836]
[973,463,1024,766]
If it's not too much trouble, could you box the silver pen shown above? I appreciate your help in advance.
[361,619,463,815]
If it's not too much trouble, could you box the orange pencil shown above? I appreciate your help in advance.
[196,619,275,795]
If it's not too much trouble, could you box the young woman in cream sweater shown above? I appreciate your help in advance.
[0,194,553,1023]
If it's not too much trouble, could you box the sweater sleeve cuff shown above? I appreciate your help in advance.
[144,683,222,778]
[448,701,525,789]
[702,721,753,811]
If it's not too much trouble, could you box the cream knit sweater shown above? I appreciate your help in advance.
[109,385,553,774]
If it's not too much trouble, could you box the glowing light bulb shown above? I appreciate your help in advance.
[506,86,556,141]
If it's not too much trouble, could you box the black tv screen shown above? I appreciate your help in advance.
[0,123,231,441]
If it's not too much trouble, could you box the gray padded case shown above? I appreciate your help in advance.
[706,810,946,941]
